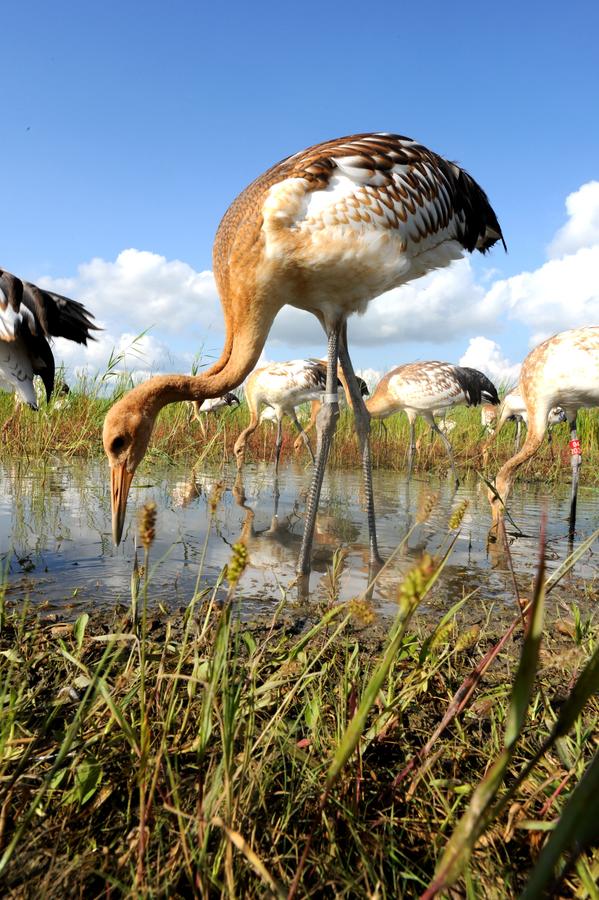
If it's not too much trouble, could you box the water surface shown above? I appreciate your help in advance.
[1,458,597,619]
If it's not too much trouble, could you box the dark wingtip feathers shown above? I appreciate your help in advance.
[453,366,500,406]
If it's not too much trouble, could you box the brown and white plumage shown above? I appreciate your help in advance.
[0,268,98,409]
[490,327,599,537]
[102,131,504,567]
[234,359,340,473]
[367,361,499,482]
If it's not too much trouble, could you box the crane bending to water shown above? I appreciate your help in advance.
[489,326,599,538]
[102,131,504,574]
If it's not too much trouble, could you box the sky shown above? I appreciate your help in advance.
[2,0,599,390]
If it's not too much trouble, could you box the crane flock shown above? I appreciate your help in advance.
[2,131,597,584]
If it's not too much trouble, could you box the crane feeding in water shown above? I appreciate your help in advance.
[102,131,504,574]
[483,387,566,451]
[489,326,599,538]
[366,361,499,483]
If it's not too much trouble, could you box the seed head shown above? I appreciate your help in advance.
[139,502,157,550]
[349,598,376,626]
[209,481,225,515]
[397,552,436,615]
[416,492,438,524]
[226,542,249,585]
[449,500,469,530]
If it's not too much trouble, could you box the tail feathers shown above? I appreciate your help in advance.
[453,366,500,407]
[307,359,343,390]
[356,376,369,397]
[449,166,506,254]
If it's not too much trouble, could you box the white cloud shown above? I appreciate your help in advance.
[41,249,221,336]
[459,337,520,387]
[548,181,599,258]
[475,179,599,347]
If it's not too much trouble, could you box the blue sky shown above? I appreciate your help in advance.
[3,0,599,385]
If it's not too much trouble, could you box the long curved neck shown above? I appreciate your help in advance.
[124,328,264,418]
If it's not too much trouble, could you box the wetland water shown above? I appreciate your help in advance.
[1,458,597,619]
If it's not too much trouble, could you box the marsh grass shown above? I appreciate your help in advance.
[0,512,597,898]
[2,379,599,485]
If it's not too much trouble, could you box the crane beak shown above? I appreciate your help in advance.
[111,463,134,545]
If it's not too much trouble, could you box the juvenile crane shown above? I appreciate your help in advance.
[483,387,566,451]
[102,132,504,573]
[489,326,599,537]
[0,269,97,410]
[366,362,499,483]
[234,359,338,473]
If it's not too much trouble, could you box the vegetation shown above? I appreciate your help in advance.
[0,502,597,897]
[2,370,599,484]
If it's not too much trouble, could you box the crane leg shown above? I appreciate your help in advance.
[514,420,522,453]
[338,329,382,567]
[290,411,315,463]
[274,417,283,476]
[297,325,341,577]
[432,423,459,488]
[407,421,416,480]
[568,418,581,538]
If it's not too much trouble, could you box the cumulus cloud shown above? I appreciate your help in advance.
[39,248,223,381]
[459,337,520,386]
[548,181,599,258]
[483,181,599,346]
[41,249,221,336]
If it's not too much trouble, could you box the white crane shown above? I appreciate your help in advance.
[489,326,599,537]
[366,361,499,483]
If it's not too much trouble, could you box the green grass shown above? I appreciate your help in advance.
[2,377,599,485]
[0,509,597,898]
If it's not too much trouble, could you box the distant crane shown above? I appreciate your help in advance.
[234,359,340,474]
[188,392,240,436]
[366,361,499,483]
[0,269,97,415]
[489,326,599,538]
[102,131,504,574]
[483,387,566,451]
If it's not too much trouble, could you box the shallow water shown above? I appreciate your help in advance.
[1,458,597,618]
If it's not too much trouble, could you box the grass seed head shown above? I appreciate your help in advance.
[349,598,376,626]
[139,502,157,550]
[226,542,248,585]
[208,481,225,514]
[449,500,469,530]
[398,552,437,614]
[417,492,438,524]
